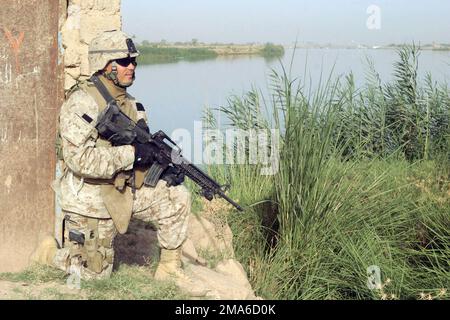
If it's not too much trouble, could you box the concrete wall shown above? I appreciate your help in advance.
[0,0,65,272]
[0,0,122,273]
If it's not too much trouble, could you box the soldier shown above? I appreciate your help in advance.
[31,30,206,296]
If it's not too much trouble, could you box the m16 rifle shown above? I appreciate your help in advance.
[95,99,243,212]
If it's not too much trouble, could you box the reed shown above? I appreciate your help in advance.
[206,45,449,299]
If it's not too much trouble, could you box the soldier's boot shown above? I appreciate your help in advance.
[154,248,208,297]
[30,235,58,266]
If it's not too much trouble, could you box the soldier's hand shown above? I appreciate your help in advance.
[162,166,185,187]
[133,142,158,166]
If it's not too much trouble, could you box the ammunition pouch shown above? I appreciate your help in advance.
[83,218,101,274]
[66,216,114,274]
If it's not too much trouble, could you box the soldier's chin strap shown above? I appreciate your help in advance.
[104,61,120,86]
[104,60,135,88]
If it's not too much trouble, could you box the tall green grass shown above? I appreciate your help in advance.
[206,45,449,300]
[334,44,450,161]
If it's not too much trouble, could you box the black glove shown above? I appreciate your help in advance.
[162,166,185,187]
[136,119,150,134]
[133,142,158,167]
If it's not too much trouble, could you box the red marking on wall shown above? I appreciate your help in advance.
[3,27,25,74]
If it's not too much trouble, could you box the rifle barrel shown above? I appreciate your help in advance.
[217,190,244,211]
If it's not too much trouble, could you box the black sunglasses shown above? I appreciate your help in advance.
[116,57,137,67]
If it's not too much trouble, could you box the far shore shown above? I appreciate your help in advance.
[138,43,285,56]
[138,41,450,52]
[135,42,449,65]
[285,44,450,51]
[136,42,285,65]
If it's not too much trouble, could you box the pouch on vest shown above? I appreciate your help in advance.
[133,168,149,189]
[84,218,104,274]
[100,184,133,234]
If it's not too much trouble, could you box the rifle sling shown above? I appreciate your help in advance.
[90,75,116,105]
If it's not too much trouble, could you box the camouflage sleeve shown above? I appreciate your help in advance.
[60,89,135,179]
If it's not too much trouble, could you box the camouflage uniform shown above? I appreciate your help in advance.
[51,31,190,280]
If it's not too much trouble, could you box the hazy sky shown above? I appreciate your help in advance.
[122,0,449,45]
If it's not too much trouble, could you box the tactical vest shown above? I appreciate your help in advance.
[55,79,144,234]
[57,79,138,149]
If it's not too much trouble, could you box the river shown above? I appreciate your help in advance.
[129,48,450,136]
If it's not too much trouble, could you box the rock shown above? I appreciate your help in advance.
[187,215,235,259]
[181,239,207,266]
[64,74,77,91]
[215,259,252,289]
[181,213,261,300]
[65,66,81,79]
[184,261,259,300]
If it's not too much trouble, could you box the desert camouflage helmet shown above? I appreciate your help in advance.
[88,30,140,75]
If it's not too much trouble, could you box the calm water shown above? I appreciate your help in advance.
[129,48,450,135]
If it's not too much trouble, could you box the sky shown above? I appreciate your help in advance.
[122,0,450,45]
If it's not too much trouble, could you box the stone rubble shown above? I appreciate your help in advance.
[61,0,122,90]
[181,214,261,300]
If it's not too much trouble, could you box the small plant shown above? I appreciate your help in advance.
[418,288,448,300]
[82,265,187,300]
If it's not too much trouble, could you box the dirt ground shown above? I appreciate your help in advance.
[0,280,86,300]
[113,219,160,269]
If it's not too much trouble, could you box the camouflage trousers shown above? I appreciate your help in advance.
[53,180,191,280]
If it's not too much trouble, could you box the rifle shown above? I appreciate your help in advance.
[95,101,244,212]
